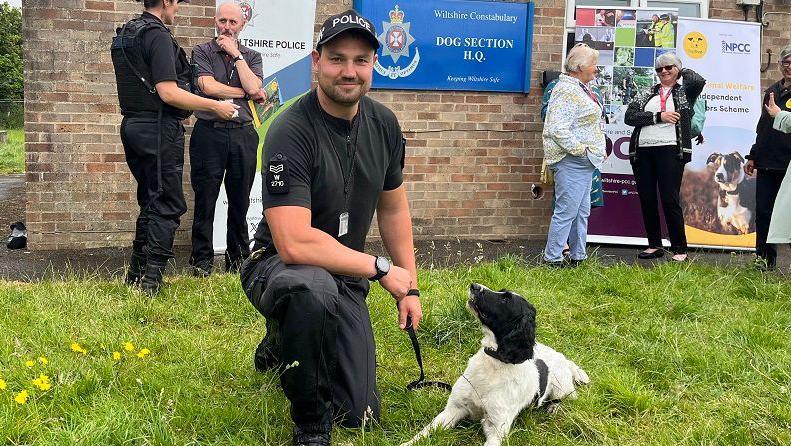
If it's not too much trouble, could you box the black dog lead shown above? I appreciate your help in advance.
[398,290,452,392]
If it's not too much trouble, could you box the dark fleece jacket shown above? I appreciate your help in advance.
[748,79,791,170]
[624,68,706,164]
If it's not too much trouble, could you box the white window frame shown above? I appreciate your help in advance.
[562,0,709,68]
[565,0,709,29]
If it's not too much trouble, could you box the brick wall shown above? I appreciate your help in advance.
[22,0,791,249]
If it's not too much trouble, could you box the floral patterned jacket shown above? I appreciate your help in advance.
[542,73,606,166]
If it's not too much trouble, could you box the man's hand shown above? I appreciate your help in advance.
[765,92,781,118]
[249,89,268,104]
[397,294,423,330]
[744,159,756,177]
[660,111,680,123]
[212,100,239,120]
[379,264,412,300]
[216,35,240,58]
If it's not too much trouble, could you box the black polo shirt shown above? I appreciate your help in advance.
[137,11,192,118]
[252,89,405,253]
[191,39,263,123]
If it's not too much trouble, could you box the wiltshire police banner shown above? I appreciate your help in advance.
[353,0,534,92]
[676,18,761,249]
[582,7,681,246]
[212,0,316,253]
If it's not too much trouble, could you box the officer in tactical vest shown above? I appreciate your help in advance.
[111,0,238,295]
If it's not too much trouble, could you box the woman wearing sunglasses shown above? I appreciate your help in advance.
[624,53,705,262]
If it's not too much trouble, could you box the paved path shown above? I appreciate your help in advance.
[1,175,787,281]
[1,238,787,282]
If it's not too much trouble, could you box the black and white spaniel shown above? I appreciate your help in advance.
[401,283,589,446]
[707,151,754,234]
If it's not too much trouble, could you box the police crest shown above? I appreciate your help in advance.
[236,0,258,27]
[375,5,420,79]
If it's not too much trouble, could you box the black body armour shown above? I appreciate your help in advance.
[111,15,193,119]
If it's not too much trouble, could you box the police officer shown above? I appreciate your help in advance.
[111,0,238,295]
[239,10,422,446]
[745,45,791,270]
[189,2,265,276]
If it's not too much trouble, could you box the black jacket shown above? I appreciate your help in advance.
[747,79,791,170]
[625,68,706,163]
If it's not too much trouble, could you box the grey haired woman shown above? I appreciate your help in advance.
[625,52,705,262]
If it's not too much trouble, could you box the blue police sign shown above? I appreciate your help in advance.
[353,0,534,93]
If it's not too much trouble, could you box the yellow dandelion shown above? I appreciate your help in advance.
[32,374,51,391]
[14,390,28,405]
[136,348,151,359]
[70,342,87,355]
[123,342,135,352]
[24,360,35,368]
[0,379,6,390]
[113,351,121,361]
[38,356,48,365]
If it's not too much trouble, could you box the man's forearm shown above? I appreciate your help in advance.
[234,60,263,95]
[377,207,417,286]
[273,224,378,278]
[198,76,246,99]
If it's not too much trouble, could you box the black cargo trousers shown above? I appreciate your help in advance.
[120,115,188,263]
[240,252,380,433]
[189,119,259,267]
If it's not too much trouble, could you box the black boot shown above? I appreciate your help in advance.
[254,319,281,372]
[125,250,146,286]
[293,426,330,446]
[141,257,167,296]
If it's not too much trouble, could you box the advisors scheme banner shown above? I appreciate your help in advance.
[676,18,761,249]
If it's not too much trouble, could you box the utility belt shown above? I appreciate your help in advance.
[199,119,253,129]
[122,111,186,121]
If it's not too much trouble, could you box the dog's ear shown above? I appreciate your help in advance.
[484,300,536,364]
[706,153,720,166]
[732,151,745,164]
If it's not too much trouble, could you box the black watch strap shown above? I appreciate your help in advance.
[369,269,386,281]
[369,256,389,281]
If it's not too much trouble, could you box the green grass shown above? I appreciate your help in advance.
[0,128,24,174]
[1,258,790,445]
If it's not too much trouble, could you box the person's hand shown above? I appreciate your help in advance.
[216,35,240,58]
[250,89,268,104]
[379,264,412,300]
[213,100,240,120]
[695,134,705,145]
[744,159,756,177]
[765,92,781,118]
[660,111,680,123]
[396,294,423,330]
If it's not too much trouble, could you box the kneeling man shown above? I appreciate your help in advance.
[240,10,422,446]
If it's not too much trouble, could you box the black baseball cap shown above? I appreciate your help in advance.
[316,9,380,50]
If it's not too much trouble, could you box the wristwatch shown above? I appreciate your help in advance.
[232,54,244,63]
[369,256,390,281]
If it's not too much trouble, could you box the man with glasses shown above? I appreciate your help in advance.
[745,45,791,270]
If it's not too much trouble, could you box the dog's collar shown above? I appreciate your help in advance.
[483,347,529,364]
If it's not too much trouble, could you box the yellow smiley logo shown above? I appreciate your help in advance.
[683,31,707,59]
[786,98,791,109]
